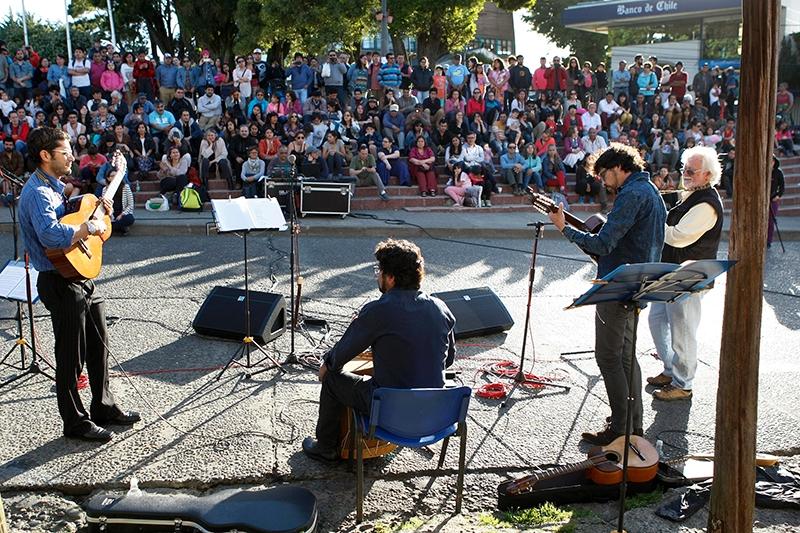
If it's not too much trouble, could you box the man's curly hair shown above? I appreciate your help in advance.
[374,239,424,290]
[586,142,646,177]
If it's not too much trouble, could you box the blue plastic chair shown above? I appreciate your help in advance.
[352,386,472,523]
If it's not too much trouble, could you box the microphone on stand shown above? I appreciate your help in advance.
[288,154,296,165]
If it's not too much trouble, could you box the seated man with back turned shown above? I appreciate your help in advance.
[303,239,456,462]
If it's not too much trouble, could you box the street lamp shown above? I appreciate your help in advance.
[374,1,393,56]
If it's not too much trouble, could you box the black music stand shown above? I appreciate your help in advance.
[0,255,55,389]
[211,197,288,380]
[569,259,735,533]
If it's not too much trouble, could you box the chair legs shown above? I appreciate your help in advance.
[356,419,364,523]
[437,436,450,469]
[455,425,467,514]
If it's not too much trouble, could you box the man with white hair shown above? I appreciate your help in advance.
[647,145,723,401]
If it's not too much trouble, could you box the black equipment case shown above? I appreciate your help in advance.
[300,179,352,218]
[84,486,317,532]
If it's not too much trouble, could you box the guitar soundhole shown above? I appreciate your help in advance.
[605,451,620,464]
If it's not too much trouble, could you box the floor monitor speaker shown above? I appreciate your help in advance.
[193,286,286,344]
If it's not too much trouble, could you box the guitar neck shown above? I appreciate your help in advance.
[507,458,596,494]
[530,192,589,232]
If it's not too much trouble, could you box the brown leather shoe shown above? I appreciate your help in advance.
[647,373,672,387]
[581,426,622,446]
[654,385,693,401]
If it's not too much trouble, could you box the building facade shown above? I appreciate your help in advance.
[562,0,800,75]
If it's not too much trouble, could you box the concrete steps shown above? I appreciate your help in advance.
[131,156,800,217]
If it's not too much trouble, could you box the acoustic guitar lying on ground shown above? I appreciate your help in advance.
[45,151,126,281]
[505,435,660,495]
[527,188,606,263]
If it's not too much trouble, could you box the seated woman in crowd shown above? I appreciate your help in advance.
[444,161,480,208]
[407,135,438,197]
[521,142,543,192]
[198,129,233,189]
[287,130,308,160]
[775,120,798,156]
[258,128,282,163]
[444,89,465,121]
[322,131,349,175]
[445,135,464,175]
[128,122,157,178]
[491,112,509,155]
[241,146,267,198]
[466,88,485,118]
[102,177,135,235]
[158,145,192,197]
[562,126,585,172]
[283,113,303,141]
[332,110,361,154]
[541,144,567,192]
[448,110,470,140]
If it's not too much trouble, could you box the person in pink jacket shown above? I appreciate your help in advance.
[100,62,125,95]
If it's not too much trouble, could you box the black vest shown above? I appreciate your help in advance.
[662,187,723,264]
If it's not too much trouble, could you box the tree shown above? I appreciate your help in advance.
[0,14,95,61]
[522,0,607,65]
[174,0,240,62]
[70,0,178,57]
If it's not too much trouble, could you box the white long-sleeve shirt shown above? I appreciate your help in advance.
[664,191,718,248]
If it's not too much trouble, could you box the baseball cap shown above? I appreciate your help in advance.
[253,48,262,54]
[389,104,399,112]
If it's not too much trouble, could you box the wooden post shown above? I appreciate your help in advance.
[708,1,780,532]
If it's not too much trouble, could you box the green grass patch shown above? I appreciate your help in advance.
[624,488,664,510]
[398,517,425,531]
[477,512,511,528]
[501,502,573,527]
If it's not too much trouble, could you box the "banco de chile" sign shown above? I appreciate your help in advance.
[562,0,740,26]
[617,1,680,17]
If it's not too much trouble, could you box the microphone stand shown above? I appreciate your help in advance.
[501,221,570,408]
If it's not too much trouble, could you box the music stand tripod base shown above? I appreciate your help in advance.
[216,335,285,381]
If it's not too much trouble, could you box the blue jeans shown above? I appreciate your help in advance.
[648,293,704,390]
[523,169,542,190]
[294,88,308,104]
[377,160,410,186]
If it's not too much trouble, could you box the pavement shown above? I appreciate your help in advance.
[0,229,798,532]
[3,204,800,241]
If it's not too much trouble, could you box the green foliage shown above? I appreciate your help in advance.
[522,0,608,65]
[0,15,95,60]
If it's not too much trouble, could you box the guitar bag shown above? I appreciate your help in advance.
[497,463,658,511]
[84,486,317,532]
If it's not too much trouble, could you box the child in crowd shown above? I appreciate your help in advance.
[444,161,481,208]
[433,66,447,108]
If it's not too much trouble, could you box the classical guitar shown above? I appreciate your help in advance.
[45,151,126,281]
[504,435,659,495]
[527,188,606,262]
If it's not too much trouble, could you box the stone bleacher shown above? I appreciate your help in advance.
[132,155,800,216]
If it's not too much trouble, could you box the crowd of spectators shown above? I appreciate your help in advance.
[1,38,798,212]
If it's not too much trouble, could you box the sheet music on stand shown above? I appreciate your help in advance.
[211,197,288,233]
[0,260,39,303]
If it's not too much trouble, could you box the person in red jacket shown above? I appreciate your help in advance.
[2,113,31,152]
[133,50,156,100]
[465,87,485,118]
[545,56,568,99]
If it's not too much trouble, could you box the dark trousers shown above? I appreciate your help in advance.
[316,370,375,449]
[36,272,119,434]
[112,213,135,233]
[595,301,642,435]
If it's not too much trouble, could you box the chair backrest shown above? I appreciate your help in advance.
[369,387,471,439]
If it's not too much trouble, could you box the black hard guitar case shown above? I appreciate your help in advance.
[84,486,317,532]
[497,463,658,511]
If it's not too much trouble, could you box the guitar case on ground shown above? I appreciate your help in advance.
[84,485,317,532]
[497,463,658,511]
